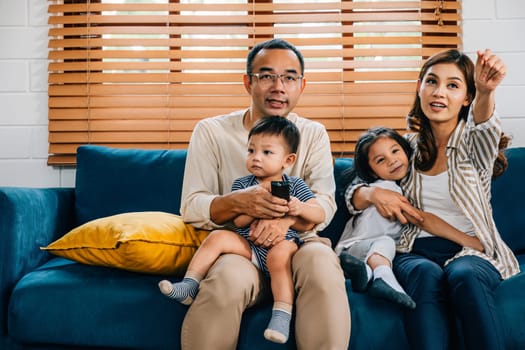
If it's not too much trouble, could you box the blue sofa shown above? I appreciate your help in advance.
[1,145,525,350]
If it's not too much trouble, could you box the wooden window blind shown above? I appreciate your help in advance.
[48,0,461,165]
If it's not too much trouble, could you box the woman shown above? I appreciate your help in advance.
[350,49,520,350]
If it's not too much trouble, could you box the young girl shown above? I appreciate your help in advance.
[159,116,325,344]
[350,49,519,350]
[336,127,482,309]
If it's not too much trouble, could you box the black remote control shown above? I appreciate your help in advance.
[271,181,290,201]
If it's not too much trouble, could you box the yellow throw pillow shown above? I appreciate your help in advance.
[41,212,209,276]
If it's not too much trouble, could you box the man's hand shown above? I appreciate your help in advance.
[240,185,289,219]
[249,217,294,248]
[210,184,289,224]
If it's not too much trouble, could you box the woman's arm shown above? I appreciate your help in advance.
[405,210,484,252]
[352,185,423,225]
[472,49,505,124]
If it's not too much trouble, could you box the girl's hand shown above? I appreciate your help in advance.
[475,49,506,94]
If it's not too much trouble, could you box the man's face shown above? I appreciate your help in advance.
[244,48,306,120]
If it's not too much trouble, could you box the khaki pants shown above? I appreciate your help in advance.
[181,237,351,350]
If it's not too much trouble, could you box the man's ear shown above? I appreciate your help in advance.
[299,76,307,93]
[243,74,252,94]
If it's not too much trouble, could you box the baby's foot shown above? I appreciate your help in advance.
[158,278,198,305]
[264,309,292,344]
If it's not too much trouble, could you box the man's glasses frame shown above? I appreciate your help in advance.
[249,73,304,88]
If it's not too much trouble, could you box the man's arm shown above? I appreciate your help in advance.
[294,120,337,231]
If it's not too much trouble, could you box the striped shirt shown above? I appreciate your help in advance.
[232,173,315,241]
[231,173,315,274]
[398,108,520,279]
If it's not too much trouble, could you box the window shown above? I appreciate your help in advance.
[48,0,460,165]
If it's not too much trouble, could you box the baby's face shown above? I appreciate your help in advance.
[246,133,291,181]
[368,137,409,181]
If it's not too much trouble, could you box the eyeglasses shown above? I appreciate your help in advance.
[249,73,303,88]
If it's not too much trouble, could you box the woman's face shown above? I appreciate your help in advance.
[417,62,471,128]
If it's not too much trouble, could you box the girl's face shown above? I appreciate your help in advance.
[246,133,295,182]
[417,62,471,128]
[368,136,409,181]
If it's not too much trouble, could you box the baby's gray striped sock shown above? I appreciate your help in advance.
[158,277,199,305]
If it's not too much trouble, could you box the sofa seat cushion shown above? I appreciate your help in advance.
[345,280,408,350]
[497,255,525,349]
[9,260,410,350]
[8,258,297,350]
[8,258,187,350]
[9,257,524,350]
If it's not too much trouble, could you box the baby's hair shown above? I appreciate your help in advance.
[342,127,412,187]
[248,116,300,154]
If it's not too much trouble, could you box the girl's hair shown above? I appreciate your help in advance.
[407,49,509,177]
[248,116,300,154]
[342,127,412,187]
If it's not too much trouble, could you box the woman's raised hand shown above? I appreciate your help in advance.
[476,49,506,94]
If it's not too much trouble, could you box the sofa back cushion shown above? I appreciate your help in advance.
[491,147,525,254]
[74,145,523,254]
[75,145,187,225]
[319,158,353,246]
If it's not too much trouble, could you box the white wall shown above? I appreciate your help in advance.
[0,0,524,187]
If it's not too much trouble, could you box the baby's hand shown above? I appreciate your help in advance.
[287,197,302,217]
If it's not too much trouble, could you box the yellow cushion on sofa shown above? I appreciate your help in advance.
[41,212,209,276]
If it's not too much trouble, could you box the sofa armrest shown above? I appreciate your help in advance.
[0,187,75,337]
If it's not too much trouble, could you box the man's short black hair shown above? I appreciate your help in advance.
[246,39,305,76]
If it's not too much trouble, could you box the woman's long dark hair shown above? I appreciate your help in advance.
[407,49,509,177]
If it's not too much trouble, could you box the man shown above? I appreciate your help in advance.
[180,38,350,350]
